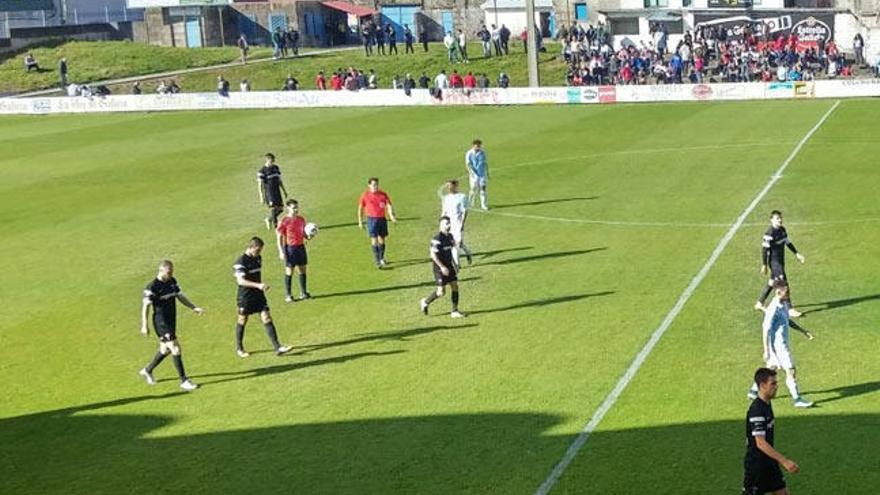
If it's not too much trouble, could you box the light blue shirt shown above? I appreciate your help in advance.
[465,148,487,177]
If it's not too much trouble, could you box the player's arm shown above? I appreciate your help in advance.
[357,204,364,229]
[279,178,288,199]
[761,238,771,273]
[789,319,814,340]
[236,272,268,292]
[386,201,397,223]
[140,294,152,335]
[257,177,265,204]
[755,436,800,473]
[276,230,287,260]
[786,239,805,262]
[176,293,204,314]
[430,247,450,275]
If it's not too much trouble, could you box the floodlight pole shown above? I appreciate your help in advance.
[525,0,539,87]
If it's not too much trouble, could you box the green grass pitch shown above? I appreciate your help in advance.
[1,99,878,494]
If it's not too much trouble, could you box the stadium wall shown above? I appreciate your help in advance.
[1,79,878,114]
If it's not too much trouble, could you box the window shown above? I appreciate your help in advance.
[612,17,639,35]
[574,3,588,21]
[643,0,669,7]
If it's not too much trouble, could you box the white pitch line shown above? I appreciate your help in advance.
[475,209,880,229]
[534,99,841,495]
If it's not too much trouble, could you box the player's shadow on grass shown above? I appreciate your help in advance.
[180,351,405,386]
[492,196,599,209]
[4,401,877,493]
[390,246,534,268]
[295,323,478,354]
[312,276,481,299]
[478,247,607,267]
[465,291,614,316]
[798,293,880,316]
[805,380,880,405]
[320,216,421,231]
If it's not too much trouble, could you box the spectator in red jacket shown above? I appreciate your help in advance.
[449,69,464,88]
[315,71,326,90]
[330,72,343,90]
[463,71,476,88]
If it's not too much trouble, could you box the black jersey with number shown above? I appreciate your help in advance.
[233,253,262,300]
[144,277,180,332]
[744,397,776,468]
[430,232,455,267]
[257,164,283,205]
[761,226,797,267]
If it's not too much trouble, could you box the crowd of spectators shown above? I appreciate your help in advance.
[559,21,876,86]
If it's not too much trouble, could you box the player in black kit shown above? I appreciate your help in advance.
[139,260,202,391]
[257,152,288,230]
[755,210,806,317]
[233,237,292,357]
[419,216,465,318]
[743,367,800,495]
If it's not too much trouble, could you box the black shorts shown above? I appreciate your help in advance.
[238,292,269,316]
[769,262,787,282]
[153,318,176,342]
[367,217,388,238]
[265,193,284,208]
[743,462,786,494]
[433,264,458,286]
[284,244,308,267]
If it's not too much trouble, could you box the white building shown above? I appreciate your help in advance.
[480,0,557,36]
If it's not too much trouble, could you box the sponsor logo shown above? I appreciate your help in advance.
[792,17,831,46]
[581,87,598,101]
[566,87,581,104]
[692,84,713,100]
[793,81,814,98]
[598,86,616,103]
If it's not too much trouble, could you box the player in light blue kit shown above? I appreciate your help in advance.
[748,281,813,408]
[465,139,489,210]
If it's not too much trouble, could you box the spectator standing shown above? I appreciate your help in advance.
[238,34,249,64]
[419,27,429,52]
[434,70,449,89]
[499,24,511,55]
[387,24,398,55]
[497,72,509,88]
[132,81,142,95]
[477,73,490,88]
[272,28,283,59]
[376,25,386,55]
[478,25,492,58]
[58,57,68,87]
[444,31,459,63]
[853,33,865,67]
[240,79,251,92]
[362,24,373,56]
[463,71,476,89]
[404,24,415,53]
[450,69,464,88]
[280,29,289,57]
[491,24,502,56]
[458,29,469,63]
[315,71,327,90]
[368,69,378,89]
[288,29,300,56]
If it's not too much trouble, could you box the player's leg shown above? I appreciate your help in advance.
[236,312,249,357]
[785,367,813,407]
[140,342,169,385]
[468,173,478,207]
[261,309,291,355]
[421,278,445,315]
[376,219,389,265]
[165,339,198,390]
[479,179,488,210]
[296,262,309,299]
[284,263,294,303]
[756,279,774,309]
[449,280,464,318]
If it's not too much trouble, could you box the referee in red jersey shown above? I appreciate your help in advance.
[357,177,397,268]
[276,199,311,302]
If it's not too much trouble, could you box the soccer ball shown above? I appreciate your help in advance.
[305,222,319,239]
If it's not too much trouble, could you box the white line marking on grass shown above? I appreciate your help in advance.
[534,100,840,495]
[474,210,880,229]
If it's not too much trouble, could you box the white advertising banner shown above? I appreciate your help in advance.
[1,80,878,115]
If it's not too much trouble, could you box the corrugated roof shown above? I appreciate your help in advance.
[480,0,555,10]
[321,1,376,17]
